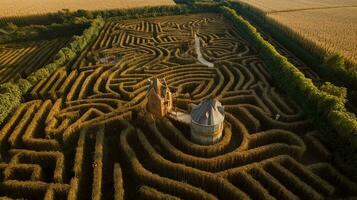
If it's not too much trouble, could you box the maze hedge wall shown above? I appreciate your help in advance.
[0,12,356,199]
[0,17,105,125]
[220,6,357,151]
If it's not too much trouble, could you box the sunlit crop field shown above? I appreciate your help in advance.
[237,0,357,12]
[234,0,357,64]
[269,7,357,63]
[0,0,176,17]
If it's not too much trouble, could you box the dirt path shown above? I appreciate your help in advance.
[195,34,214,68]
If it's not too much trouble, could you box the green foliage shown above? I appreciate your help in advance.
[0,84,22,125]
[328,111,357,147]
[0,21,90,44]
[175,0,225,5]
[0,82,21,94]
[0,13,63,28]
[74,9,94,19]
[17,79,32,93]
[85,4,222,20]
[320,82,347,101]
[4,22,18,31]
[318,54,357,89]
[324,54,345,70]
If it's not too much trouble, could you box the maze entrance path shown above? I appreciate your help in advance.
[0,13,356,199]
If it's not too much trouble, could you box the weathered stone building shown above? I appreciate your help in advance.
[146,78,173,117]
[190,98,225,145]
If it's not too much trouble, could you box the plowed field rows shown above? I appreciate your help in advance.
[0,38,69,83]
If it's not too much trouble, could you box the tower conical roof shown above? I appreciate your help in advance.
[191,98,224,126]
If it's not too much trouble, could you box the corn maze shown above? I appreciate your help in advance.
[0,38,69,83]
[0,13,356,199]
[259,29,357,114]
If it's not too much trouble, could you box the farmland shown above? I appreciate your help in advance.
[0,10,356,199]
[268,7,357,64]
[0,38,70,84]
[235,0,357,66]
[0,0,176,18]
[237,0,357,12]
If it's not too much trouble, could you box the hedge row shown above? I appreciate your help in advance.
[229,1,357,90]
[220,7,357,147]
[0,20,90,44]
[0,13,64,27]
[90,4,222,19]
[0,3,223,28]
[0,17,105,125]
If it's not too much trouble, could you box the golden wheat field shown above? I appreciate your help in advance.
[269,7,357,64]
[0,0,176,17]
[237,0,357,12]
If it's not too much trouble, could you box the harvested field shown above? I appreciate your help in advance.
[0,38,69,84]
[0,0,176,18]
[0,13,356,199]
[269,7,357,64]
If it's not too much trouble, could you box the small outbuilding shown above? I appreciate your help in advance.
[146,78,173,117]
[190,98,225,145]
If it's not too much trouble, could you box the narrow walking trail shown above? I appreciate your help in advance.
[195,34,214,68]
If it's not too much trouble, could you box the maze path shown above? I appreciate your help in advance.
[0,13,356,199]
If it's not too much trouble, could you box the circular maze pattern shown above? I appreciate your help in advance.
[0,13,357,199]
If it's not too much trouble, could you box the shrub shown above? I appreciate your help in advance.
[320,82,347,101]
